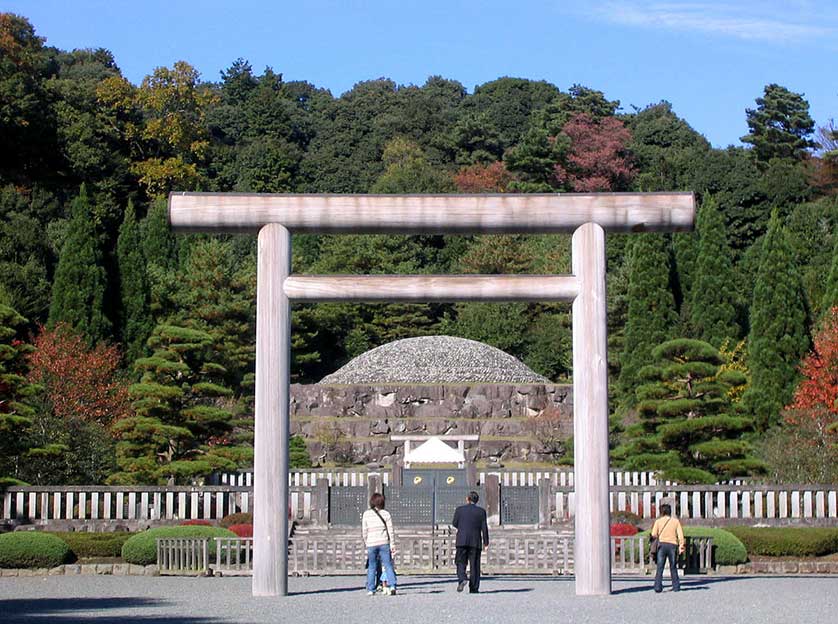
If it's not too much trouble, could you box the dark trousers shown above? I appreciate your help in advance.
[654,542,680,592]
[456,546,482,592]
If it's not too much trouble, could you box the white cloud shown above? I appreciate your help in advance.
[584,1,836,43]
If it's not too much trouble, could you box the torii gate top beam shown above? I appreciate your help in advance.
[169,192,695,234]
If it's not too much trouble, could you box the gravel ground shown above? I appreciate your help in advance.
[1,574,836,624]
[319,335,549,384]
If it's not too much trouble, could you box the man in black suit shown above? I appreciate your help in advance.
[452,490,489,593]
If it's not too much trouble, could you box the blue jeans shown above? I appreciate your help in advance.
[366,544,396,591]
[654,542,680,592]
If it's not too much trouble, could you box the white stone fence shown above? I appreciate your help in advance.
[4,483,836,526]
[555,484,838,522]
[2,485,301,524]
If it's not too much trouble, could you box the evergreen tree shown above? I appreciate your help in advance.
[289,435,312,469]
[691,196,740,346]
[741,84,817,163]
[744,211,810,429]
[617,234,678,405]
[616,338,764,483]
[0,304,40,484]
[109,324,242,484]
[48,186,112,345]
[824,236,838,313]
[117,200,152,363]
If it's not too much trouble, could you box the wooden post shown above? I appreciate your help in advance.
[253,224,291,597]
[572,222,611,596]
[538,478,551,528]
[485,474,500,526]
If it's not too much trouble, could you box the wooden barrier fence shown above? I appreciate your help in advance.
[183,535,712,576]
[157,538,209,576]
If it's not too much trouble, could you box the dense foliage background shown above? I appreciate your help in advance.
[0,14,836,485]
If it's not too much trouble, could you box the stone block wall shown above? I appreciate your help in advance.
[290,383,573,465]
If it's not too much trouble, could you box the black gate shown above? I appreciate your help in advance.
[329,486,368,525]
[500,486,540,524]
[387,469,483,526]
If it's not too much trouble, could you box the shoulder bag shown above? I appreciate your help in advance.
[649,517,671,559]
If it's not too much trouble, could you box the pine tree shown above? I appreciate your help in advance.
[617,234,678,405]
[616,338,764,483]
[289,435,312,469]
[824,236,838,313]
[0,304,40,484]
[48,186,112,344]
[691,196,740,346]
[744,211,810,429]
[141,197,180,269]
[109,324,241,484]
[117,200,152,363]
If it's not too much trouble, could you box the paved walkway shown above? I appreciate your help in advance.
[1,574,836,624]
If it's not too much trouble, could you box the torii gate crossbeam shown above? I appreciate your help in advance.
[169,191,694,597]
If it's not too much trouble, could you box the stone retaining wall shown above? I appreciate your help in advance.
[0,563,159,576]
[716,561,838,575]
[290,383,573,464]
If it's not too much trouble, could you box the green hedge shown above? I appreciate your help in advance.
[727,527,838,557]
[121,526,236,565]
[0,532,72,569]
[48,532,132,559]
[637,526,747,565]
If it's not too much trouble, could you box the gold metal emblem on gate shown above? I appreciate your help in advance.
[413,476,423,485]
[446,476,456,485]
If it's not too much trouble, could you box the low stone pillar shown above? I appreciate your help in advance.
[466,463,477,487]
[313,479,329,527]
[368,474,382,503]
[539,478,552,528]
[485,474,500,526]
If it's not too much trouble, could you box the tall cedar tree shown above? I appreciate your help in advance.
[617,234,678,405]
[117,200,152,363]
[617,339,762,483]
[824,237,838,313]
[0,304,40,484]
[744,211,809,429]
[691,196,740,346]
[741,84,817,163]
[110,324,240,484]
[48,186,112,344]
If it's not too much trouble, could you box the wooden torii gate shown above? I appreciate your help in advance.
[169,192,694,596]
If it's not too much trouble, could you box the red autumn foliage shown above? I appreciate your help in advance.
[610,523,639,537]
[553,113,636,192]
[180,519,213,526]
[789,307,838,417]
[453,161,513,193]
[27,323,133,427]
[228,523,253,538]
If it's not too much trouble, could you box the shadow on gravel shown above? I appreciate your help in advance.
[0,597,243,624]
[292,577,451,596]
[612,576,740,595]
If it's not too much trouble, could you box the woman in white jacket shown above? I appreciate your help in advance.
[362,493,397,595]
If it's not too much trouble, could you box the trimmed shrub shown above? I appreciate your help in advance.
[0,532,72,568]
[611,523,639,537]
[727,527,838,557]
[637,527,747,565]
[48,532,131,559]
[220,512,252,528]
[611,511,643,526]
[180,519,213,526]
[121,526,236,565]
[228,524,253,538]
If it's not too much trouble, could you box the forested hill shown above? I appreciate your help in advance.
[1,13,836,487]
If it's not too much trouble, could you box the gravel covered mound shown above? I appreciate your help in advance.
[320,335,549,384]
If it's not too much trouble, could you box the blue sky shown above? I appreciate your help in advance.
[5,0,837,148]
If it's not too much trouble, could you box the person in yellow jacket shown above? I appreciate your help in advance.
[651,503,685,592]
